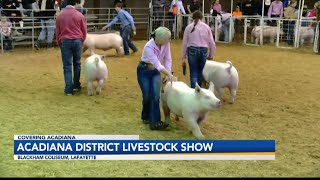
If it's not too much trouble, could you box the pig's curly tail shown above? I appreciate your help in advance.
[226,61,233,74]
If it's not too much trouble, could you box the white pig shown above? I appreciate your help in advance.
[83,32,124,56]
[83,54,108,96]
[251,25,281,44]
[298,26,314,45]
[161,81,221,139]
[202,60,239,104]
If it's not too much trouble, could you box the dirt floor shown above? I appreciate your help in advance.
[0,40,319,177]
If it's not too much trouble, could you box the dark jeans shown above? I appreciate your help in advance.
[1,34,14,50]
[187,47,208,88]
[120,25,137,55]
[285,21,295,45]
[60,39,83,94]
[182,16,188,32]
[137,61,161,125]
[268,15,280,27]
[223,18,231,42]
[153,11,165,30]
[168,13,175,38]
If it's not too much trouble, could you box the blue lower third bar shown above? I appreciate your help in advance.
[14,140,276,155]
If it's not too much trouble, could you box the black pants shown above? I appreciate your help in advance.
[268,15,280,27]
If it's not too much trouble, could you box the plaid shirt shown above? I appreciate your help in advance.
[0,21,12,37]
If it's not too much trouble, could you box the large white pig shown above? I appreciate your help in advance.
[202,60,239,104]
[298,26,314,45]
[251,25,280,44]
[82,32,124,56]
[83,54,108,96]
[161,81,221,139]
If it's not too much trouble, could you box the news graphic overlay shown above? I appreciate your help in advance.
[14,135,276,160]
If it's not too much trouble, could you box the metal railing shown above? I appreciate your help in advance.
[1,7,319,54]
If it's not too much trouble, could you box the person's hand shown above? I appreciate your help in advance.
[207,56,213,60]
[162,74,175,85]
[182,62,187,76]
[132,26,136,32]
[168,74,177,82]
[182,58,187,64]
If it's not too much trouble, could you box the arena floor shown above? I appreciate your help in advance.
[0,40,319,177]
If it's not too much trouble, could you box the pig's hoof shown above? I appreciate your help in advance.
[229,101,234,104]
[150,122,168,130]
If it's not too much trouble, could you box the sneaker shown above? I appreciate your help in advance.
[65,93,73,96]
[47,43,53,49]
[73,88,81,93]
[142,119,150,124]
[35,41,40,50]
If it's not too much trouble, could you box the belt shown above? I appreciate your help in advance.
[140,61,155,70]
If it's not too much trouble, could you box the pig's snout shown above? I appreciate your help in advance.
[217,100,222,108]
[210,100,221,109]
[215,100,222,109]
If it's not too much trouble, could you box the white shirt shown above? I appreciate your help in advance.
[169,0,186,15]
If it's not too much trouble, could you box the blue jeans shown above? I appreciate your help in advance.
[120,25,137,55]
[168,13,175,37]
[286,21,295,45]
[187,47,208,88]
[60,39,83,94]
[137,62,161,125]
[1,33,14,50]
[38,19,55,44]
[223,18,230,42]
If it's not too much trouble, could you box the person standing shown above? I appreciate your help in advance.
[315,1,320,54]
[35,0,57,49]
[186,0,201,27]
[101,3,138,56]
[267,0,283,26]
[283,1,297,45]
[55,0,87,96]
[182,10,216,88]
[168,0,186,38]
[152,0,168,30]
[210,0,222,14]
[137,26,174,130]
[0,16,14,51]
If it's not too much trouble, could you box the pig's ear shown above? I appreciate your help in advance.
[208,82,215,92]
[195,83,201,93]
